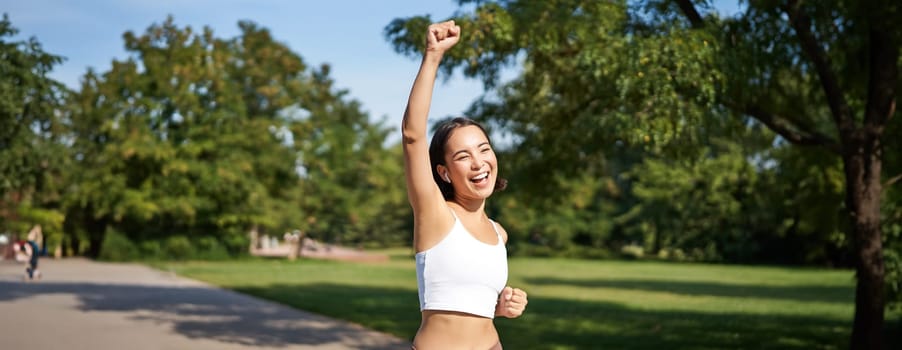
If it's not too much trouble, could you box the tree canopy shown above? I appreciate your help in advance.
[385,0,900,347]
[1,15,409,259]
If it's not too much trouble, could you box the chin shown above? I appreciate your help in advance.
[462,188,493,201]
[476,186,496,199]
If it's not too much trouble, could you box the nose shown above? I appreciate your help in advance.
[471,155,486,170]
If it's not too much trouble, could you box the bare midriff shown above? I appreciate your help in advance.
[413,310,500,349]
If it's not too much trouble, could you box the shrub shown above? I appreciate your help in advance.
[140,241,164,260]
[222,229,250,256]
[509,242,613,259]
[886,247,902,312]
[98,228,139,261]
[657,247,688,261]
[556,245,611,259]
[620,243,644,259]
[195,236,230,260]
[164,236,193,260]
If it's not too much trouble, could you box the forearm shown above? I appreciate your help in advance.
[401,52,443,144]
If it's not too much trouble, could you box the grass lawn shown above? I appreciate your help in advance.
[152,249,901,349]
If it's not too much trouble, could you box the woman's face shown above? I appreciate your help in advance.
[440,125,498,200]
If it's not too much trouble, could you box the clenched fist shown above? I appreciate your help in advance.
[426,20,460,54]
[495,286,528,318]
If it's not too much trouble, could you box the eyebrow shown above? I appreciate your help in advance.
[452,142,491,158]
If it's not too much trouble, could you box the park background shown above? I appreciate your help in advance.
[1,0,901,348]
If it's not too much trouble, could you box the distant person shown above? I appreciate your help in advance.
[402,20,528,350]
[0,233,10,260]
[21,225,43,280]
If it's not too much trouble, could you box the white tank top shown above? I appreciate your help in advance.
[415,210,508,319]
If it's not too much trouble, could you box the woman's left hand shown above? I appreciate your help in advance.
[495,286,528,318]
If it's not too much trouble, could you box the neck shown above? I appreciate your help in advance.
[450,197,486,214]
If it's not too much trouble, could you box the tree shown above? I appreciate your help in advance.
[0,14,68,246]
[290,74,410,246]
[64,17,407,257]
[67,18,308,256]
[64,18,300,256]
[386,0,900,347]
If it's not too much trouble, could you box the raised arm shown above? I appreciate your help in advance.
[402,21,460,216]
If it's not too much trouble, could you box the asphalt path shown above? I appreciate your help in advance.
[0,258,410,350]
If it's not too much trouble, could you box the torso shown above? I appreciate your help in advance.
[415,202,505,247]
[413,202,508,349]
[414,310,500,349]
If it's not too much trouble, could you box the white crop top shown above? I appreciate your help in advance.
[415,210,508,319]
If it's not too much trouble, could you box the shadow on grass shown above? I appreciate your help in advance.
[524,277,853,304]
[502,295,852,350]
[233,283,872,350]
[0,280,408,349]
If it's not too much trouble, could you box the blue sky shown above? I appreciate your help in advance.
[5,1,740,141]
[5,0,490,139]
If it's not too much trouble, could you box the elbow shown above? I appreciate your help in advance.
[401,127,422,145]
[401,118,424,145]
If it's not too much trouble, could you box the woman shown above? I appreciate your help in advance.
[402,20,528,350]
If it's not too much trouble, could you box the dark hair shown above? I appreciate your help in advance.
[429,117,508,200]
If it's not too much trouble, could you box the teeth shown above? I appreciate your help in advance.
[472,172,488,180]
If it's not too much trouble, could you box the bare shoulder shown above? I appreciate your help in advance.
[493,221,509,243]
[414,203,456,252]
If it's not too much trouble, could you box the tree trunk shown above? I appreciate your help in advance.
[844,136,885,349]
[82,209,108,259]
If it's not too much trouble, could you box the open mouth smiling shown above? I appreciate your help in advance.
[470,171,489,184]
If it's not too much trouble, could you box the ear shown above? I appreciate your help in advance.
[437,165,451,183]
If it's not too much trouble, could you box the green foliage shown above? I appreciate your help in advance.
[193,236,230,260]
[293,104,409,246]
[98,228,139,261]
[627,143,757,261]
[101,233,235,261]
[490,167,622,257]
[509,241,615,259]
[164,235,193,260]
[0,14,70,248]
[14,204,64,233]
[388,1,722,157]
[887,249,902,311]
[615,135,848,265]
[619,243,645,259]
[387,0,898,289]
[219,227,250,256]
[64,18,306,248]
[387,1,738,263]
[51,16,409,257]
[0,14,67,198]
[139,240,164,260]
[0,13,412,258]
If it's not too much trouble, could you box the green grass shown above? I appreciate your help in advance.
[152,250,902,349]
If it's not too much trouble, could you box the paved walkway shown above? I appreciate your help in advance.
[0,258,410,350]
